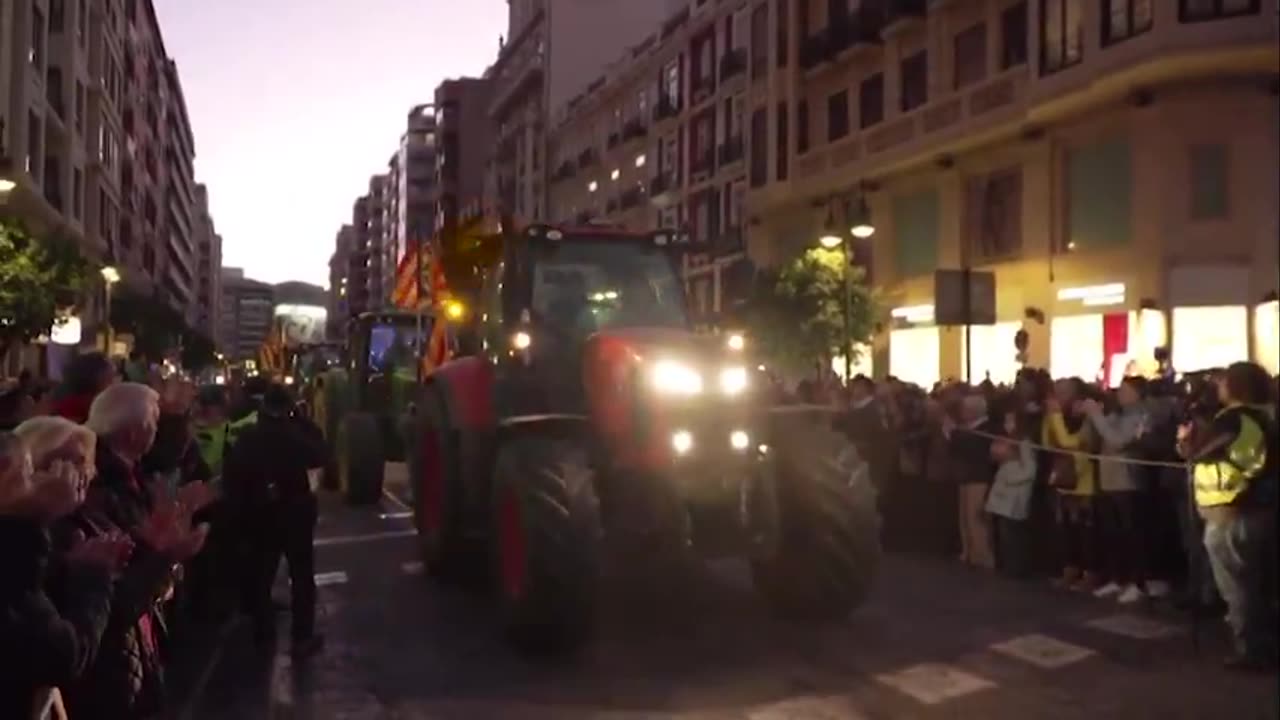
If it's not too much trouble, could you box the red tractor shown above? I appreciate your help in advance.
[409,224,880,650]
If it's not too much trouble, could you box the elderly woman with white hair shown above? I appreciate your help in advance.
[0,421,133,720]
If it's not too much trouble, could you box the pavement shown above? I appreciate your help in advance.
[178,463,1279,720]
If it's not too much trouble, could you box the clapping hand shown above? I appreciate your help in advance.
[176,481,216,517]
[136,498,208,561]
[1078,398,1103,416]
[65,529,134,577]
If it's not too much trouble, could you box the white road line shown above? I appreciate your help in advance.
[989,633,1096,669]
[379,511,413,520]
[314,571,349,587]
[1085,614,1181,639]
[401,561,424,575]
[874,663,997,705]
[314,529,416,547]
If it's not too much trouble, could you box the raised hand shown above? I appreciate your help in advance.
[66,532,134,577]
[176,480,216,516]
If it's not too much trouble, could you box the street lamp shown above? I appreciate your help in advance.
[100,266,120,354]
[818,207,844,249]
[816,196,876,383]
[850,196,876,239]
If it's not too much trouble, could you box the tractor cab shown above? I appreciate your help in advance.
[346,311,434,411]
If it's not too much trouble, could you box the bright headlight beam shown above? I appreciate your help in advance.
[651,360,703,395]
[719,366,748,395]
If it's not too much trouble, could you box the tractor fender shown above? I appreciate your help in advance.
[431,356,496,432]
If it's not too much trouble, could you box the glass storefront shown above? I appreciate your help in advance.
[1253,301,1279,376]
[889,327,940,389]
[959,322,1022,385]
[1172,306,1249,373]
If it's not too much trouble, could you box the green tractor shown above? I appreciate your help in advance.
[320,310,440,505]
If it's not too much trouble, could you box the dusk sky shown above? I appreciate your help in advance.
[152,0,508,288]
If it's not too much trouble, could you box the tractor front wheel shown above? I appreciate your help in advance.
[411,388,472,582]
[338,413,384,506]
[490,434,600,653]
[751,418,881,620]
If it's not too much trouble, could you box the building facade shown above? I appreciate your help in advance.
[328,226,352,340]
[485,0,686,223]
[220,267,274,362]
[192,183,221,344]
[433,77,493,241]
[548,0,1279,383]
[385,105,436,265]
[161,58,198,323]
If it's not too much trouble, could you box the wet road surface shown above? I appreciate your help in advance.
[181,466,1279,719]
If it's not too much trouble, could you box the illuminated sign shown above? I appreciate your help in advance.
[273,304,327,348]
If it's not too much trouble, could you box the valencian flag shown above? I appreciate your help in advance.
[392,240,451,375]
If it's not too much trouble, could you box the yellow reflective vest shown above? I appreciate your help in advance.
[1193,404,1272,508]
[195,422,230,482]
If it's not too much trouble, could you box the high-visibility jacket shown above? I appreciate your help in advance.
[195,421,230,483]
[227,411,259,448]
[1193,404,1274,508]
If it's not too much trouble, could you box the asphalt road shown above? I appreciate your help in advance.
[181,464,1278,720]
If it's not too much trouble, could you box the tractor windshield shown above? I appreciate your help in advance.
[530,238,688,339]
[368,319,429,377]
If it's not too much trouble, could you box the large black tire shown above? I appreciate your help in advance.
[490,435,600,653]
[409,388,472,582]
[751,416,881,620]
[338,412,384,505]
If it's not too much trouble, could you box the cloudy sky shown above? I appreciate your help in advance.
[153,0,508,287]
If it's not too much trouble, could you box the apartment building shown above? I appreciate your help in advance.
[545,0,759,316]
[192,183,221,344]
[361,174,393,307]
[484,0,686,223]
[220,267,274,362]
[735,0,1279,386]
[386,105,437,264]
[161,59,197,321]
[433,77,493,241]
[328,228,352,341]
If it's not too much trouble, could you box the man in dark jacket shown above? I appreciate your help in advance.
[225,383,328,657]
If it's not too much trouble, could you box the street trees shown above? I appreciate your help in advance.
[0,221,96,358]
[740,248,877,376]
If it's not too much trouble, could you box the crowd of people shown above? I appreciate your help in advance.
[792,360,1278,672]
[1,353,328,720]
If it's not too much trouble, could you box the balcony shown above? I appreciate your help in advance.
[653,95,681,123]
[830,6,885,55]
[649,172,677,202]
[620,186,644,210]
[883,0,926,36]
[622,117,647,142]
[552,160,575,183]
[577,147,599,169]
[574,210,592,225]
[719,48,747,82]
[607,131,621,149]
[800,33,833,70]
[605,195,620,213]
[690,147,716,177]
[713,226,745,256]
[690,74,716,105]
[718,137,744,166]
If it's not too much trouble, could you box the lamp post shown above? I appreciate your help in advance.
[817,196,875,382]
[100,266,120,355]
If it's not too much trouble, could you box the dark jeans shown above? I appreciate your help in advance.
[1055,493,1096,573]
[1097,491,1146,585]
[1203,510,1277,660]
[995,516,1033,579]
[251,496,318,642]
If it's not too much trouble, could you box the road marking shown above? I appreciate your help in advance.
[874,663,996,705]
[1085,614,1181,640]
[315,571,349,587]
[314,529,416,547]
[382,488,412,513]
[402,561,423,575]
[747,695,868,719]
[379,511,413,520]
[990,633,1096,669]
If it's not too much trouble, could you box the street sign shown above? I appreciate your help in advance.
[934,268,996,326]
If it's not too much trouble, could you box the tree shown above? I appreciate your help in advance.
[0,221,96,357]
[110,289,186,362]
[739,248,878,376]
[180,330,218,372]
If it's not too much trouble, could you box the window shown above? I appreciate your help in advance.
[72,167,84,220]
[965,169,1023,259]
[26,112,42,177]
[50,0,65,32]
[954,24,987,89]
[1066,137,1132,251]
[1041,0,1083,73]
[900,51,927,112]
[827,90,849,141]
[776,0,789,67]
[31,4,46,67]
[1103,0,1153,44]
[776,102,789,181]
[663,60,680,106]
[749,107,768,187]
[74,81,85,132]
[797,99,810,154]
[859,74,884,128]
[1001,2,1028,69]
[1180,0,1260,21]
[1188,144,1229,220]
[750,3,769,79]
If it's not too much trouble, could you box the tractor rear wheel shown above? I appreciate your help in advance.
[490,434,600,652]
[411,388,470,581]
[338,412,384,506]
[751,417,881,620]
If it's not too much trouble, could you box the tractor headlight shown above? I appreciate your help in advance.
[650,360,704,395]
[718,366,749,395]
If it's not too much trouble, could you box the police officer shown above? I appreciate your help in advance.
[1178,361,1278,671]
[224,383,329,657]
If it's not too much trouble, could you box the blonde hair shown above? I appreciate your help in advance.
[86,382,160,438]
[13,416,96,470]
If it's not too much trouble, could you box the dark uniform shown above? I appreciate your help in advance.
[223,384,328,656]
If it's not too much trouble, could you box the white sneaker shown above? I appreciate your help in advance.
[1094,582,1123,598]
[1145,580,1171,598]
[1117,584,1146,604]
